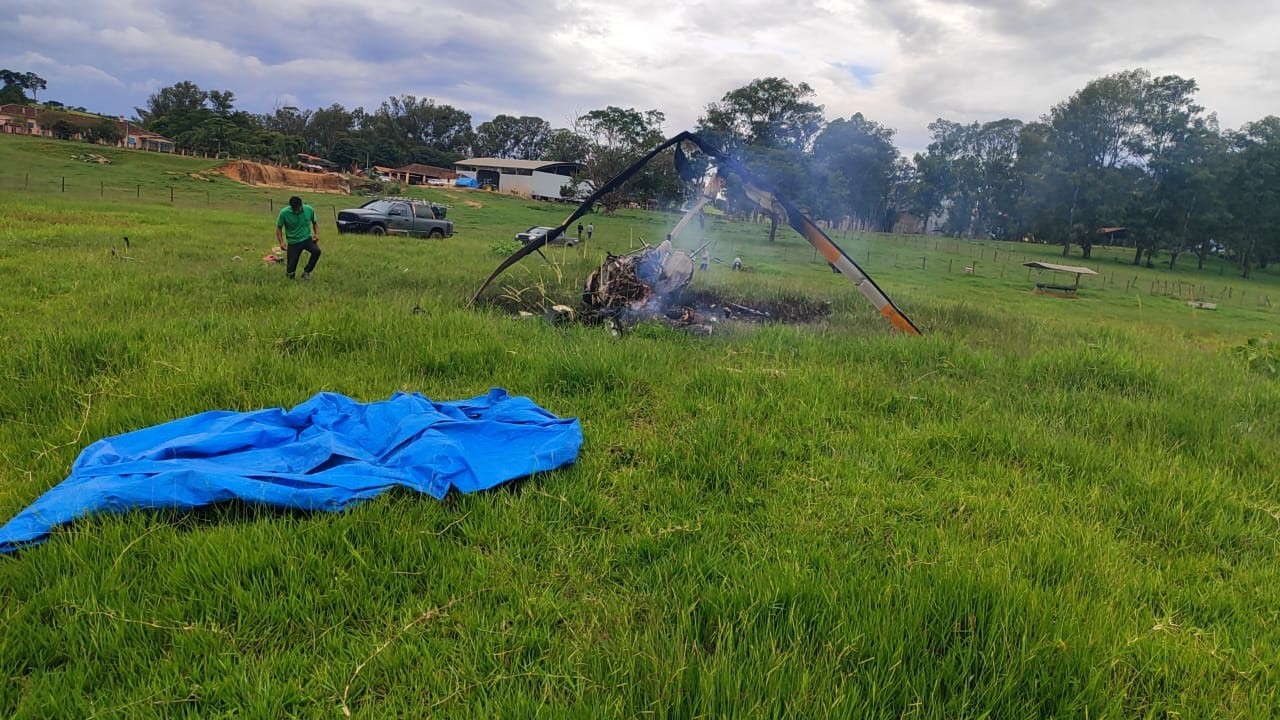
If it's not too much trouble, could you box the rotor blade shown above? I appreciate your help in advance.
[674,144,698,183]
[469,130,921,335]
[470,132,695,305]
[682,134,922,335]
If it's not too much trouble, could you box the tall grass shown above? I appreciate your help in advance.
[1,133,1279,717]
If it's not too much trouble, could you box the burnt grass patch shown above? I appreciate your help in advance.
[483,285,833,329]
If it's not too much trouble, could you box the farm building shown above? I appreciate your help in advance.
[0,104,42,135]
[0,105,174,151]
[381,163,459,185]
[114,120,174,152]
[454,158,582,200]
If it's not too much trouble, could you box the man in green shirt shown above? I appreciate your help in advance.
[276,195,321,279]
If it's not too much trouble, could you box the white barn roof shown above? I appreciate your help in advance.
[455,158,580,172]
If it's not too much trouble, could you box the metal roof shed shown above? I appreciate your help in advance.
[1024,261,1098,298]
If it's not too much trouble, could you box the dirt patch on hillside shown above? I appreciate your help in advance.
[215,161,350,193]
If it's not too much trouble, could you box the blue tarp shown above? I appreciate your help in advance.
[454,177,479,188]
[0,389,582,553]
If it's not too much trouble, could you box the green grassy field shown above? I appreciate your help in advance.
[2,134,1279,718]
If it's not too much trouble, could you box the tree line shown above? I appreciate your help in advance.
[907,70,1280,276]
[6,67,1278,275]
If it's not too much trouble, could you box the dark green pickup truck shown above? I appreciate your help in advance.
[336,198,454,238]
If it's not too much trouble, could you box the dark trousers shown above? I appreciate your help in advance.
[285,239,320,277]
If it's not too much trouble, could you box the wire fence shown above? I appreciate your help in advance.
[0,168,350,220]
[729,229,1275,310]
[4,168,1274,310]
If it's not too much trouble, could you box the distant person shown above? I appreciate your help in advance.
[577,222,584,242]
[586,223,593,240]
[276,195,320,279]
[732,256,742,271]
[700,248,709,271]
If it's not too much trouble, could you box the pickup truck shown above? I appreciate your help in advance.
[336,198,454,238]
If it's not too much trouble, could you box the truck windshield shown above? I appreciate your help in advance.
[362,200,393,213]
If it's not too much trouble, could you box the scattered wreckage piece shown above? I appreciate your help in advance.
[580,241,778,334]
[583,239,694,317]
[470,131,921,336]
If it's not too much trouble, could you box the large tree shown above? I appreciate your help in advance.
[473,115,553,159]
[909,118,1025,239]
[304,103,356,158]
[0,70,47,103]
[698,78,826,240]
[572,106,676,212]
[137,81,210,126]
[1036,70,1150,258]
[700,77,824,152]
[259,105,311,137]
[1,69,46,104]
[82,117,124,145]
[0,69,32,104]
[328,135,372,171]
[1222,117,1280,277]
[1126,74,1215,267]
[207,90,236,116]
[21,72,46,102]
[811,113,900,230]
[362,95,473,167]
[544,128,590,164]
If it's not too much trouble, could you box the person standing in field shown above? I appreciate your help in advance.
[576,222,584,242]
[586,223,593,240]
[276,195,321,279]
[700,247,709,271]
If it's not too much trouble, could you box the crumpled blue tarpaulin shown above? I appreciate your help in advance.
[0,389,583,553]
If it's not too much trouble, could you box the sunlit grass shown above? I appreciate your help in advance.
[1,133,1279,717]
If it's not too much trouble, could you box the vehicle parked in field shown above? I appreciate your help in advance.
[336,197,454,238]
[516,225,576,246]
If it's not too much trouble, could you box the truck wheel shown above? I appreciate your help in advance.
[369,225,386,236]
[429,229,444,239]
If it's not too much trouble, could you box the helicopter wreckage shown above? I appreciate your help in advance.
[471,131,921,336]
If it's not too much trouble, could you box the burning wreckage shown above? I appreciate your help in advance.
[578,239,775,334]
[471,131,922,336]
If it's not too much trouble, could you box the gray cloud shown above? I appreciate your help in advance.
[2,0,1278,154]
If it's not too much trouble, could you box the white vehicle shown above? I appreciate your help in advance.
[515,226,576,246]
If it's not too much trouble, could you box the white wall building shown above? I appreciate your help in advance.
[454,158,583,200]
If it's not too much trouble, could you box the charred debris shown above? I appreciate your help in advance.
[472,131,921,336]
[496,239,831,335]
[579,240,827,334]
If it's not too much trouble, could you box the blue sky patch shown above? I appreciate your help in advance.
[835,63,880,89]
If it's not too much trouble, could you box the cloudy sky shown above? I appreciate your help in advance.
[3,0,1279,152]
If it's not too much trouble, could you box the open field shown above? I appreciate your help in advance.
[2,134,1279,718]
